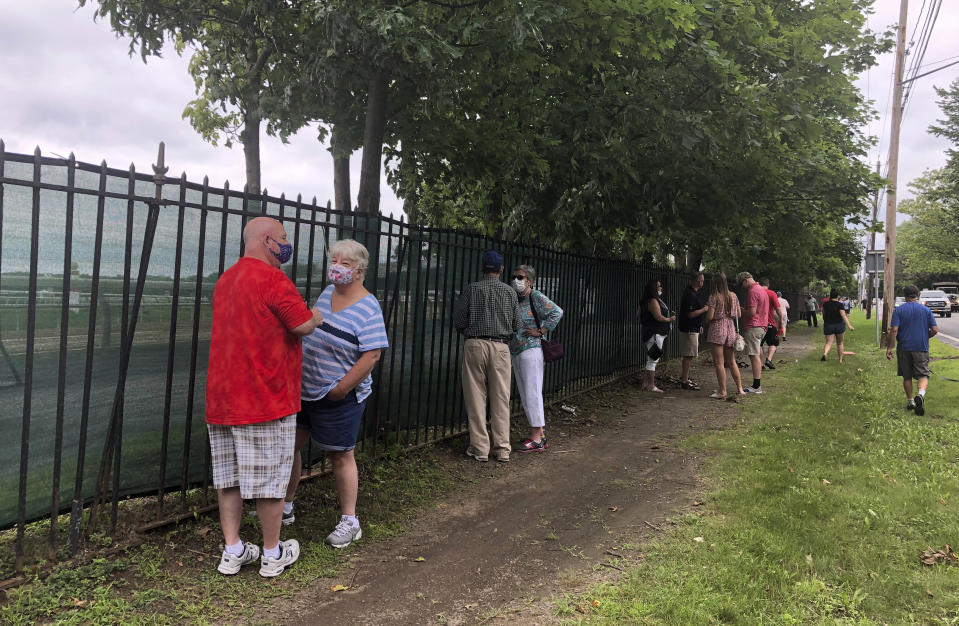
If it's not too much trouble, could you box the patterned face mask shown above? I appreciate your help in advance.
[266,237,293,264]
[328,263,356,285]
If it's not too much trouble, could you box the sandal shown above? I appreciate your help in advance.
[709,392,726,400]
[682,380,701,391]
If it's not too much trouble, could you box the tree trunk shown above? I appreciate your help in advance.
[686,246,703,274]
[357,69,389,216]
[331,126,352,213]
[241,110,262,198]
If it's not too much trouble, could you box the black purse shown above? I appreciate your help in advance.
[529,294,564,363]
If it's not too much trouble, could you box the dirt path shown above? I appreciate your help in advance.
[281,330,812,625]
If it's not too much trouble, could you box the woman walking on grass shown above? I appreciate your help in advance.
[704,272,745,400]
[821,288,855,363]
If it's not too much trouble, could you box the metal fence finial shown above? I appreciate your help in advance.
[152,142,168,185]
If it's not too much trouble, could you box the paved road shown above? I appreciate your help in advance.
[935,313,959,350]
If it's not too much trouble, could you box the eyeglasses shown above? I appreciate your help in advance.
[511,275,526,281]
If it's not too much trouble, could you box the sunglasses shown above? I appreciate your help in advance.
[511,275,526,281]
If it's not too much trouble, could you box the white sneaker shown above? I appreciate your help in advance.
[325,517,363,549]
[217,542,260,575]
[259,539,300,578]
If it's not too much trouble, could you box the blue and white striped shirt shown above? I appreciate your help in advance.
[301,285,389,403]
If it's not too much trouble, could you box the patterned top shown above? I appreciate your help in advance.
[510,290,564,355]
[708,291,741,321]
[453,275,521,338]
[301,285,389,403]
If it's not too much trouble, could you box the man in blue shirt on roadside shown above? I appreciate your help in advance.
[886,284,939,415]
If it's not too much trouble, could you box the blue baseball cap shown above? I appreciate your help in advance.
[481,250,503,270]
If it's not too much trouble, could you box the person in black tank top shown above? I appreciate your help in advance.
[821,288,855,362]
[639,278,675,392]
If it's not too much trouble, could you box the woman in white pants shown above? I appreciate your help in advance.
[639,278,675,392]
[509,265,563,453]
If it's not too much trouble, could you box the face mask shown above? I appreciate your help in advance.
[512,278,527,293]
[328,263,356,285]
[266,237,293,264]
[657,289,663,297]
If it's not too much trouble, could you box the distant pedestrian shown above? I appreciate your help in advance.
[284,239,389,550]
[821,289,855,363]
[886,284,939,415]
[736,272,769,394]
[805,294,819,328]
[704,271,745,399]
[509,265,563,453]
[639,278,675,393]
[758,278,782,370]
[777,291,789,341]
[206,217,322,578]
[678,272,709,391]
[453,251,521,462]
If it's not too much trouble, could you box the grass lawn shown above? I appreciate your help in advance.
[561,311,959,624]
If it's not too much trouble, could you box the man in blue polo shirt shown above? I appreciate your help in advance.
[886,284,939,415]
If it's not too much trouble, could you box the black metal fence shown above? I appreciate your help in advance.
[0,142,685,573]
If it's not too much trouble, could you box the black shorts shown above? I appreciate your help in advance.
[823,322,846,336]
[761,324,780,347]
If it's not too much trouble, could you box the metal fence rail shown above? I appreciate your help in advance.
[0,142,684,572]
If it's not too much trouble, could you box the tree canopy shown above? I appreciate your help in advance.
[78,0,890,290]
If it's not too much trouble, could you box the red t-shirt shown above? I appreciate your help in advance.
[744,283,770,329]
[206,257,314,426]
[766,288,781,328]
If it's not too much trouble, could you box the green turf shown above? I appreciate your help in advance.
[560,312,959,624]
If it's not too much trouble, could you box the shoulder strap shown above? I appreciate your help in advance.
[529,292,543,327]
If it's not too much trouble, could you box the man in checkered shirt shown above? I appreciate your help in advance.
[453,251,521,462]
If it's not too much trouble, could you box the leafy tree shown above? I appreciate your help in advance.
[897,170,959,279]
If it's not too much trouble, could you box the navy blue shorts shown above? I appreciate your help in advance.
[296,390,366,452]
[823,322,846,336]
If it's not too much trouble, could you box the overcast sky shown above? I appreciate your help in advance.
[856,0,959,236]
[1,0,957,227]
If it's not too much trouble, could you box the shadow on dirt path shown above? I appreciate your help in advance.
[281,328,813,625]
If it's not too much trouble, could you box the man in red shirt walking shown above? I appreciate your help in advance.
[737,272,769,394]
[758,278,782,370]
[206,217,322,578]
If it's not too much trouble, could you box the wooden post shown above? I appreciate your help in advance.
[882,0,908,348]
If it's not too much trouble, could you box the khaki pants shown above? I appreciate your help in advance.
[462,338,512,459]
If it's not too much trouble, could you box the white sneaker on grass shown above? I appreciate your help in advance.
[217,542,260,575]
[325,517,362,549]
[259,539,300,578]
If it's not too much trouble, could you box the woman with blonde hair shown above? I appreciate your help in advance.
[704,272,745,399]
[282,239,389,549]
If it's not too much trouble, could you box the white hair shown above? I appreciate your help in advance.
[330,238,369,271]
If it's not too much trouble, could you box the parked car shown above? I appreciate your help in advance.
[920,289,952,318]
[932,282,959,312]
[895,296,905,308]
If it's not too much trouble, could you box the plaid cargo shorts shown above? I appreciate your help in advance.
[208,415,295,499]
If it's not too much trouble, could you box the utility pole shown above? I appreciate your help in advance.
[866,159,880,320]
[882,0,908,348]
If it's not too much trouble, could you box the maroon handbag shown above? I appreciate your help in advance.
[529,294,564,363]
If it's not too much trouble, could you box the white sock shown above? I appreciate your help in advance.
[225,540,245,557]
[264,544,280,559]
[919,389,926,397]
[283,502,293,515]
[343,514,360,528]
